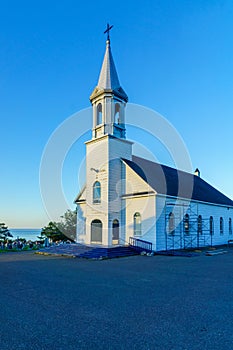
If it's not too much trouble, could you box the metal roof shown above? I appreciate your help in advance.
[123,155,233,207]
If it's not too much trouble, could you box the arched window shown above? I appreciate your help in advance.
[134,212,141,236]
[184,214,189,235]
[229,218,232,235]
[97,103,102,125]
[198,215,202,235]
[114,103,120,124]
[168,212,175,235]
[93,181,101,204]
[220,217,224,235]
[210,216,214,235]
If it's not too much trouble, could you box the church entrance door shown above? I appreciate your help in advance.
[91,220,102,244]
[112,219,119,245]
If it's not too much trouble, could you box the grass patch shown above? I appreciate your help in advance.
[0,246,40,253]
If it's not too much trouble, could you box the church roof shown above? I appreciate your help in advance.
[90,40,128,102]
[123,155,233,207]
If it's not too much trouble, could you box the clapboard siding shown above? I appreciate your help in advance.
[85,137,109,244]
[156,195,233,251]
[124,162,154,194]
[124,195,156,248]
[108,138,132,243]
[79,135,133,245]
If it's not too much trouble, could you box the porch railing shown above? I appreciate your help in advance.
[129,237,153,253]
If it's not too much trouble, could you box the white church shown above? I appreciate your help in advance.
[75,32,233,252]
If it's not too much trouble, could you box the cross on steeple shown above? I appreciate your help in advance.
[104,23,113,42]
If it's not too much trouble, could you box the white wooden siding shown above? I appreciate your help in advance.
[79,135,132,245]
[156,195,233,251]
[125,195,156,249]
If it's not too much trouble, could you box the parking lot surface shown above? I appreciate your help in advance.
[0,250,233,349]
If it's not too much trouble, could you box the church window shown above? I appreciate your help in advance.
[184,214,189,234]
[168,212,175,235]
[229,218,232,235]
[93,181,101,204]
[220,217,224,235]
[210,216,214,235]
[114,103,120,124]
[134,212,142,236]
[198,215,202,235]
[97,103,102,125]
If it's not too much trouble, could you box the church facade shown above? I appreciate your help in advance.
[75,36,233,251]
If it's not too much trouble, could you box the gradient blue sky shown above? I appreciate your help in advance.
[1,0,233,228]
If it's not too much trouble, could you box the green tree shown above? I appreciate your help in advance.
[58,209,77,241]
[41,222,66,242]
[0,223,13,243]
[41,209,77,242]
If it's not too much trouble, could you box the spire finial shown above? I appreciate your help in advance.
[104,23,113,42]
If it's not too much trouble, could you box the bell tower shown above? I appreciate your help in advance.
[90,27,128,140]
[83,25,133,246]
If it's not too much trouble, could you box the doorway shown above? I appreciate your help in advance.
[112,219,119,245]
[91,220,102,243]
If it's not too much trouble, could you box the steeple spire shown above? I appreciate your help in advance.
[90,25,128,102]
[90,26,128,140]
[97,39,121,91]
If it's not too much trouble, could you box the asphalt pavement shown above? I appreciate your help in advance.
[0,250,233,350]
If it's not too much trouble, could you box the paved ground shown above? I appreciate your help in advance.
[0,250,233,350]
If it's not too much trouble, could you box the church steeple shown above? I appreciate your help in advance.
[90,26,128,139]
[93,39,128,101]
[79,26,133,247]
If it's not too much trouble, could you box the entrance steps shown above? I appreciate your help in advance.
[37,243,139,259]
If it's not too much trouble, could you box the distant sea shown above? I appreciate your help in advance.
[9,229,42,241]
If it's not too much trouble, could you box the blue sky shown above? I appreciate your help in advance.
[1,0,233,228]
